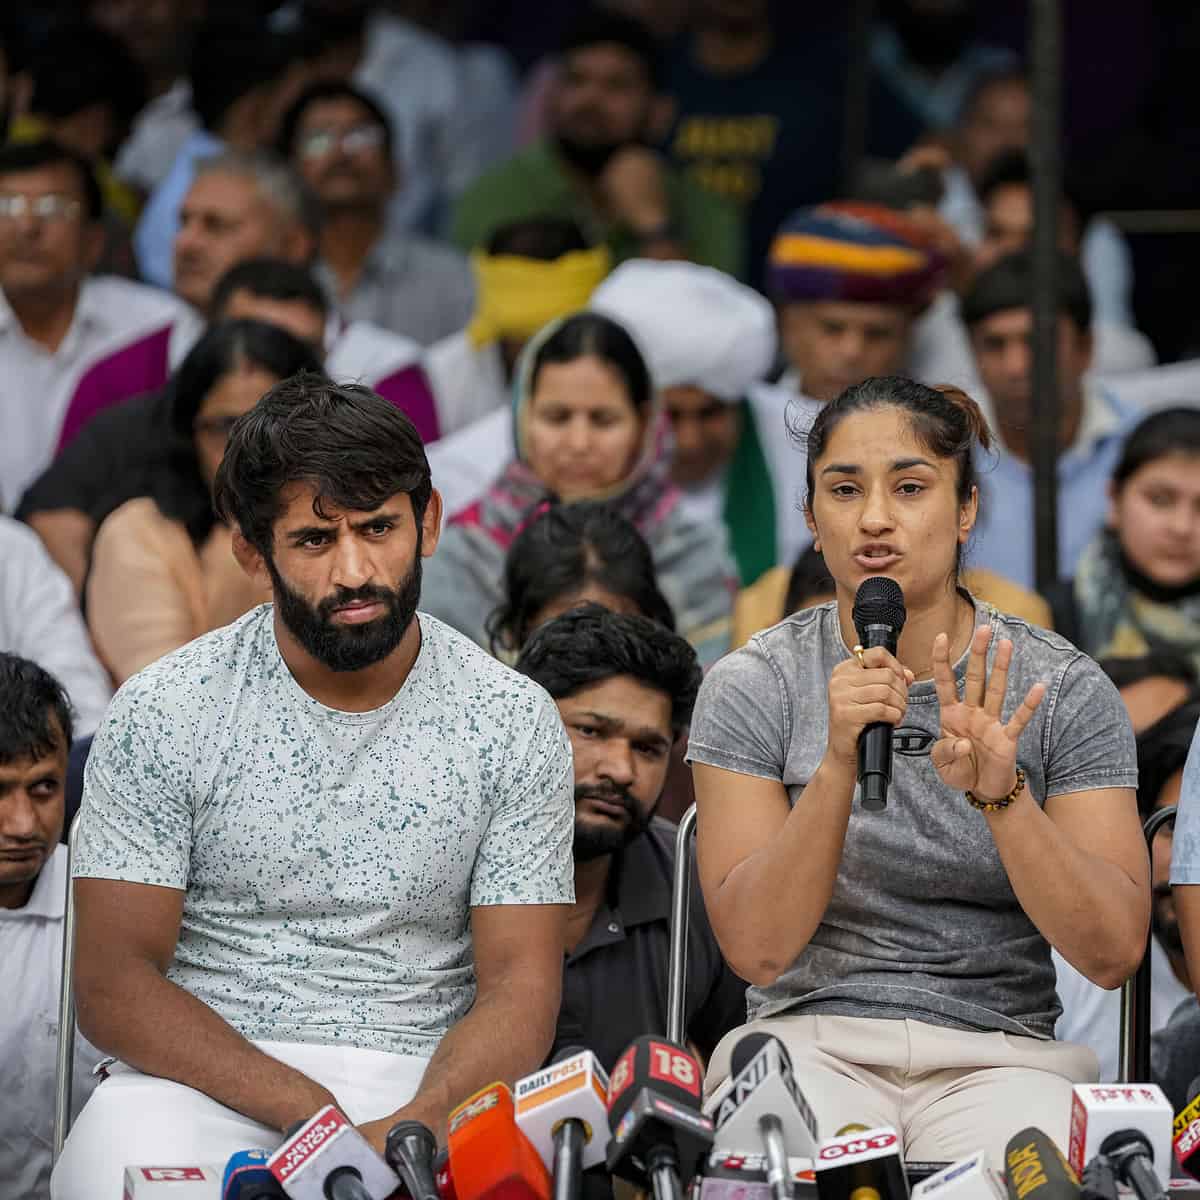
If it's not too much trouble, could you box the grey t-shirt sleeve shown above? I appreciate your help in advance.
[73,675,193,889]
[1041,653,1138,798]
[1170,723,1200,885]
[686,639,789,781]
[470,685,575,907]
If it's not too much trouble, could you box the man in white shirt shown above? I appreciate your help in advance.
[51,377,574,1199]
[0,518,110,736]
[0,139,187,511]
[0,654,103,1200]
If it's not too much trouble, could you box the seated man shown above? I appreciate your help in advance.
[515,604,745,1070]
[765,201,946,405]
[963,249,1139,588]
[0,654,103,1199]
[590,259,797,587]
[452,9,743,278]
[279,80,474,346]
[20,255,431,593]
[51,376,574,1198]
[0,139,188,512]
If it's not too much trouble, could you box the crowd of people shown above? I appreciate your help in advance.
[2,3,1200,1198]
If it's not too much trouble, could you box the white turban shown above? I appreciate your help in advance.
[590,259,777,402]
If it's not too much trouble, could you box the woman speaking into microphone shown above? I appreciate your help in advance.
[689,377,1149,1164]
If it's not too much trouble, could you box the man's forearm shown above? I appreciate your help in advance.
[1176,885,1200,1000]
[385,985,559,1140]
[78,956,337,1131]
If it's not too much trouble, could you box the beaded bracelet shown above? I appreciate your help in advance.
[966,766,1026,813]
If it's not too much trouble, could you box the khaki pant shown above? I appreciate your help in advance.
[706,1014,1098,1167]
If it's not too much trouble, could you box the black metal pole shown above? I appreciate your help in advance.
[1029,0,1062,593]
[841,0,875,196]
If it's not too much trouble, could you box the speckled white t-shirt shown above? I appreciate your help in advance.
[75,606,575,1056]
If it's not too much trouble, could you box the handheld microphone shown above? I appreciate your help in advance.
[713,1033,820,1200]
[385,1120,441,1200]
[223,1149,284,1199]
[1066,1084,1172,1190]
[515,1046,611,1200]
[1173,1079,1200,1182]
[1096,1132,1164,1200]
[446,1081,551,1200]
[851,577,906,812]
[697,1150,819,1200]
[267,1106,401,1200]
[910,1152,1005,1200]
[814,1126,909,1200]
[1078,1157,1116,1200]
[1002,1128,1078,1200]
[605,1035,715,1200]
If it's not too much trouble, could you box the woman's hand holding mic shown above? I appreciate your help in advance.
[825,646,915,770]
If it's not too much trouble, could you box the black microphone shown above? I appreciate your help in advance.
[385,1120,441,1200]
[852,577,907,812]
[1078,1157,1116,1200]
[1002,1127,1079,1200]
[1098,1131,1166,1200]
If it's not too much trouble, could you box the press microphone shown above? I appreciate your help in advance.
[1002,1128,1078,1200]
[122,1166,223,1195]
[697,1150,819,1200]
[605,1035,715,1200]
[385,1120,441,1200]
[267,1106,401,1200]
[1066,1084,1172,1190]
[223,1149,284,1199]
[852,577,906,812]
[434,1148,458,1200]
[515,1046,611,1200]
[446,1081,551,1200]
[1173,1078,1200,1182]
[1078,1157,1117,1200]
[910,1152,1005,1200]
[713,1033,820,1200]
[814,1126,909,1200]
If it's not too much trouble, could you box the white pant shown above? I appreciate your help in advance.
[706,1015,1099,1168]
[50,1040,428,1200]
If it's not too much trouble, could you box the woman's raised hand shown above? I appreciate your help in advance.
[930,626,1046,799]
[826,646,915,769]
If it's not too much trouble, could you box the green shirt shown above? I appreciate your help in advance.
[451,140,746,279]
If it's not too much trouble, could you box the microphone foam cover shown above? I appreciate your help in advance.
[729,1031,792,1079]
[853,576,906,639]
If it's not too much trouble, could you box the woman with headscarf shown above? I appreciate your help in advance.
[1050,407,1200,673]
[87,320,325,683]
[421,312,737,667]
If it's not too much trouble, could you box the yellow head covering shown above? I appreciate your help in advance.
[466,245,612,349]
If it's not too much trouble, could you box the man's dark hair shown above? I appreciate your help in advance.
[0,653,73,765]
[961,249,1092,335]
[559,6,663,91]
[1135,698,1200,818]
[1100,654,1198,694]
[486,216,590,260]
[209,257,329,324]
[276,80,394,163]
[213,374,432,558]
[515,603,700,735]
[955,65,1028,128]
[976,148,1086,226]
[0,139,103,221]
[27,23,147,145]
[188,16,295,134]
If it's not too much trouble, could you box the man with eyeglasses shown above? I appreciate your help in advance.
[0,139,187,513]
[278,82,474,347]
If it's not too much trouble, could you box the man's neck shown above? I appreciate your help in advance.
[5,284,80,352]
[0,876,36,910]
[693,25,772,74]
[273,611,423,712]
[566,855,612,953]
[321,206,386,299]
[997,395,1084,464]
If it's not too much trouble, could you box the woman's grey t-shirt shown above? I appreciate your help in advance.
[687,597,1137,1039]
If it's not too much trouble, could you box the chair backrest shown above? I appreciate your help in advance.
[667,804,698,1044]
[52,809,83,1163]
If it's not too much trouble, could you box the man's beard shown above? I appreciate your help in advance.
[268,550,422,673]
[573,783,656,861]
[554,129,628,177]
[1153,884,1184,958]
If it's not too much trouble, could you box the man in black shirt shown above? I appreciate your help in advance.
[514,604,746,1070]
